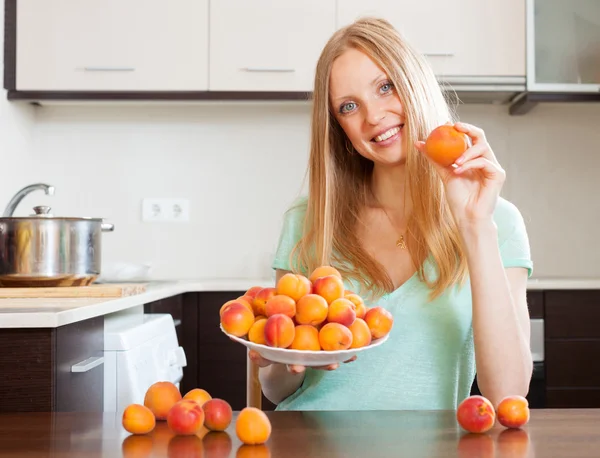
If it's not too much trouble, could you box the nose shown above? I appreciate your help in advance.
[364,101,386,126]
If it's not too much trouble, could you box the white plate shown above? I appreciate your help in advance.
[220,324,389,367]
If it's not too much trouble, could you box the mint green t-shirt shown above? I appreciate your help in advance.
[271,196,533,411]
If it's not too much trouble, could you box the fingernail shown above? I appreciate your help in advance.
[455,156,465,165]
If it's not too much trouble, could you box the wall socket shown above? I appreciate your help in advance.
[142,198,190,222]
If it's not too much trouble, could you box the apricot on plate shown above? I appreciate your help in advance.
[221,302,255,337]
[496,395,530,429]
[295,293,328,326]
[245,286,264,301]
[348,318,372,349]
[236,407,272,445]
[319,322,353,351]
[144,381,182,420]
[327,298,357,327]
[276,273,312,301]
[290,324,321,351]
[182,388,212,407]
[252,287,277,316]
[202,398,233,432]
[309,265,342,283]
[220,298,253,316]
[344,293,367,319]
[167,399,205,435]
[312,274,345,304]
[424,124,469,167]
[264,294,296,318]
[122,404,156,435]
[264,314,296,348]
[248,318,268,345]
[456,395,495,433]
[364,306,394,339]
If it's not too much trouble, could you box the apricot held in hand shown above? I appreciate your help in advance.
[496,395,530,429]
[424,124,469,167]
[456,395,496,433]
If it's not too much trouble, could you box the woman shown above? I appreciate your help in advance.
[250,17,533,411]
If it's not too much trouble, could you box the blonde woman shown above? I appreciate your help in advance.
[250,17,533,411]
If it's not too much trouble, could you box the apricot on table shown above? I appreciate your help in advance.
[496,395,530,429]
[327,298,357,327]
[348,318,372,349]
[312,274,345,304]
[144,381,182,420]
[236,407,272,445]
[166,399,205,435]
[295,293,328,326]
[264,314,296,348]
[309,265,342,283]
[364,306,394,339]
[319,322,353,351]
[424,124,469,167]
[264,294,296,319]
[122,404,156,435]
[456,395,496,433]
[182,388,212,407]
[221,302,255,337]
[202,398,233,432]
[290,324,321,351]
[276,273,312,301]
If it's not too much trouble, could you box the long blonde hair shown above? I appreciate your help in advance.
[291,17,467,300]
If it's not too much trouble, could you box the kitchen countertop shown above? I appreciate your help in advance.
[0,409,598,457]
[0,276,599,329]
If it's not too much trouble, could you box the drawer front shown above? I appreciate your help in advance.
[547,388,600,408]
[545,290,600,338]
[546,340,600,388]
[55,316,104,412]
[527,291,544,319]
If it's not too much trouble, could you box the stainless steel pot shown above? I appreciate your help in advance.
[0,183,115,287]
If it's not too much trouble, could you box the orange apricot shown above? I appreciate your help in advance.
[276,273,312,301]
[364,306,394,339]
[327,298,357,327]
[202,398,233,432]
[248,318,268,345]
[122,404,156,435]
[309,265,342,283]
[344,293,367,320]
[318,322,353,351]
[182,388,212,407]
[220,298,253,316]
[167,399,205,435]
[456,395,496,434]
[221,303,255,337]
[252,287,277,316]
[496,395,530,429]
[264,294,296,318]
[236,407,272,445]
[263,314,295,348]
[312,275,345,304]
[348,318,372,349]
[424,124,469,167]
[290,325,321,351]
[294,293,328,326]
[144,381,182,420]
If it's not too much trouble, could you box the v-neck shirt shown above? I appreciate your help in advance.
[271,195,533,411]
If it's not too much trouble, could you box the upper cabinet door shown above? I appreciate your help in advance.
[209,1,336,91]
[337,0,525,79]
[16,0,209,91]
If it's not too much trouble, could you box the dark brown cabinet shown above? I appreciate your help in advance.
[0,316,104,413]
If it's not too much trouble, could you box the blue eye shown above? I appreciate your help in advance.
[340,102,357,114]
[380,82,393,94]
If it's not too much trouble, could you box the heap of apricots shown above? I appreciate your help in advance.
[121,382,271,446]
[457,394,530,434]
[220,265,394,352]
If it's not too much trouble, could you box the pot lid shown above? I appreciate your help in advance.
[30,206,53,217]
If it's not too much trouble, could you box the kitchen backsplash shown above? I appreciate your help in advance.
[1,101,598,281]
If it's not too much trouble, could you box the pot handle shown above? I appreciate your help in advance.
[101,223,115,232]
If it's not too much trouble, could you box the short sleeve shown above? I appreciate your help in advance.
[493,198,534,277]
[271,196,308,272]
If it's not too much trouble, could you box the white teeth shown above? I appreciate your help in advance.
[374,126,400,142]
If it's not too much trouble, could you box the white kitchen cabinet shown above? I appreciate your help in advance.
[209,1,336,91]
[337,0,526,78]
[15,0,209,91]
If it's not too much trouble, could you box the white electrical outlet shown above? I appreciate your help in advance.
[142,198,190,222]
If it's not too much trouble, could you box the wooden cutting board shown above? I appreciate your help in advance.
[0,283,147,298]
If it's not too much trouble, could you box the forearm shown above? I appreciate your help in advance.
[461,219,533,406]
[258,363,305,405]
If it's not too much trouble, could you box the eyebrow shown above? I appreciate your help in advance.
[332,73,387,102]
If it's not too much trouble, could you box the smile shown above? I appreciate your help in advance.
[372,125,403,143]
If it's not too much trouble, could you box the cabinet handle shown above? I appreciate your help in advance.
[241,67,295,73]
[423,52,455,57]
[71,356,104,373]
[83,67,136,72]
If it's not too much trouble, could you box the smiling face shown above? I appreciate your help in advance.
[329,48,407,166]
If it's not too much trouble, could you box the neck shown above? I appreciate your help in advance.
[370,163,411,216]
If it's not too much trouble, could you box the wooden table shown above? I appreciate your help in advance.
[0,409,598,457]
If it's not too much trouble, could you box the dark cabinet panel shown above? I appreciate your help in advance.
[545,290,600,339]
[547,389,600,408]
[546,340,600,388]
[527,291,544,319]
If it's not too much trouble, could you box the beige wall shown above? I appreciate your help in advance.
[0,101,595,281]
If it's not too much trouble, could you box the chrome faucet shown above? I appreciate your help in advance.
[2,183,55,217]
